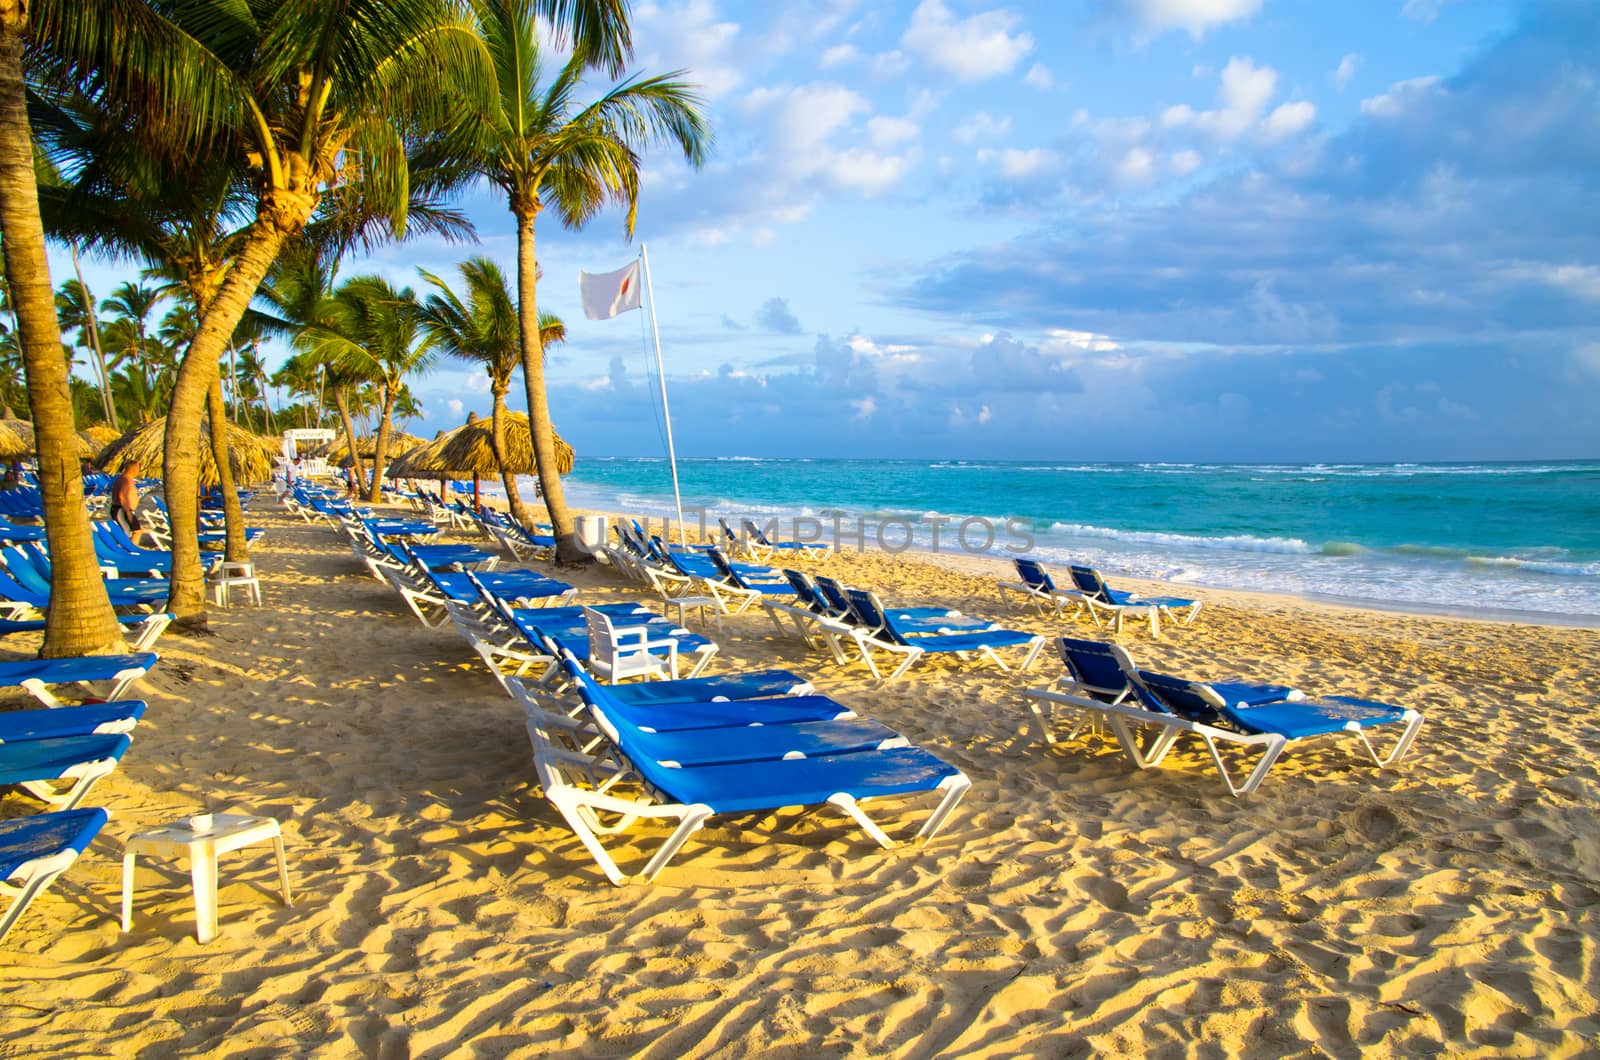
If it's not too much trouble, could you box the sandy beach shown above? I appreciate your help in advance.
[2,502,1597,1057]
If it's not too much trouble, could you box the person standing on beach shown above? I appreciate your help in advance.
[110,459,149,546]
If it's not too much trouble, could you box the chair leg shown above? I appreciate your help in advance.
[916,773,972,841]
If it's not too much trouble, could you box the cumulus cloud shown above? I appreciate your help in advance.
[1333,52,1361,89]
[756,296,803,334]
[1103,0,1263,38]
[633,1,745,99]
[953,112,1013,144]
[1401,0,1456,24]
[1025,63,1054,89]
[1261,100,1317,141]
[867,114,920,147]
[1163,57,1278,141]
[819,42,858,68]
[902,0,1033,82]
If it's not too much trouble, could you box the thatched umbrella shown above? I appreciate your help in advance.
[436,411,574,477]
[397,412,572,508]
[319,431,427,463]
[97,417,279,487]
[0,420,30,461]
[80,424,123,452]
[0,416,98,459]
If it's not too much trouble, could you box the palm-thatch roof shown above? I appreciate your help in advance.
[401,411,573,478]
[97,417,279,487]
[316,432,427,463]
[0,417,97,459]
[0,420,29,460]
[79,424,123,453]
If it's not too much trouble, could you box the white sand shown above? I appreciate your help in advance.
[1,505,1596,1056]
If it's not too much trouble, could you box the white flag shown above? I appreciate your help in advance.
[579,259,643,320]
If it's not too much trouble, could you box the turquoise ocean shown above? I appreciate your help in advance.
[495,458,1600,624]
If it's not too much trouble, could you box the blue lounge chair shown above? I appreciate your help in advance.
[1068,565,1201,637]
[997,558,1084,618]
[843,588,1045,681]
[1132,669,1424,795]
[520,660,971,884]
[0,734,131,808]
[1025,638,1422,795]
[0,807,110,942]
[1023,636,1297,748]
[0,701,146,741]
[0,613,172,652]
[742,518,832,559]
[813,575,993,633]
[0,653,157,707]
[566,658,909,762]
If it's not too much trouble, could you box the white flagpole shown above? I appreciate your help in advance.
[639,243,688,546]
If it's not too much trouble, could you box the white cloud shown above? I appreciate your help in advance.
[1360,76,1443,118]
[867,114,920,148]
[977,404,992,424]
[1024,62,1054,89]
[849,395,877,421]
[1114,145,1158,184]
[819,43,858,68]
[953,111,1013,144]
[744,82,868,155]
[1169,148,1202,174]
[1261,100,1316,141]
[446,398,464,415]
[1333,52,1361,89]
[1401,0,1456,24]
[633,1,745,99]
[871,49,912,77]
[977,146,1056,179]
[1162,56,1278,141]
[902,0,1033,82]
[1042,329,1120,353]
[1506,263,1600,302]
[1572,343,1600,378]
[828,147,916,195]
[1114,0,1262,38]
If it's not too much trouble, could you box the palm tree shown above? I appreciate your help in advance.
[447,0,708,563]
[418,255,564,527]
[19,1,492,623]
[297,277,434,502]
[0,6,124,655]
[56,267,116,426]
[17,1,637,623]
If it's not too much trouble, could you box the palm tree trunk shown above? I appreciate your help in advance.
[489,384,532,527]
[332,386,364,488]
[205,374,250,563]
[68,241,118,429]
[514,209,586,564]
[367,384,394,503]
[162,220,296,627]
[0,13,123,655]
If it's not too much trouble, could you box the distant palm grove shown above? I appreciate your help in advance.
[0,0,709,656]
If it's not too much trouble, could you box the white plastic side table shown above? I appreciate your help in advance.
[664,595,718,627]
[121,813,292,943]
[210,561,262,607]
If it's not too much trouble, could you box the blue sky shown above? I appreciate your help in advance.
[55,0,1600,462]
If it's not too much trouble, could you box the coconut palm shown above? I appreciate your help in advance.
[444,0,709,562]
[16,0,494,622]
[0,6,125,655]
[418,256,565,526]
[297,276,434,502]
[55,274,116,426]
